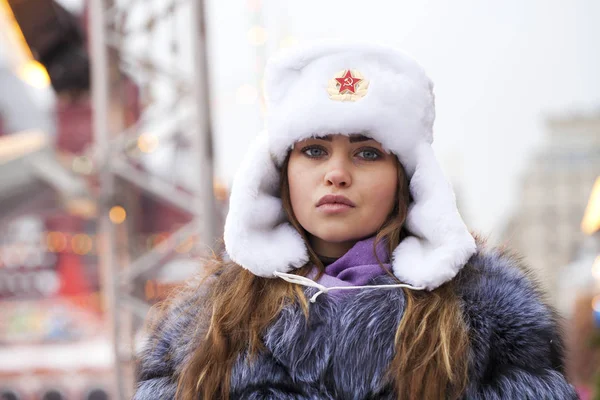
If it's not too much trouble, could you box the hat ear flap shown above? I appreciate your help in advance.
[392,143,476,290]
[224,133,309,276]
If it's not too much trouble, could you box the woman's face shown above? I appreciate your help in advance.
[287,134,399,258]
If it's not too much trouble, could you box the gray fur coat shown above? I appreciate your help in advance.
[133,245,578,399]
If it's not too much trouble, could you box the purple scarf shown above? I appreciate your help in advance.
[309,236,391,288]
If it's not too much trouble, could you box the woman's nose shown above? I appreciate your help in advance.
[323,160,352,188]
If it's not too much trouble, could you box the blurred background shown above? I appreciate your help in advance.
[0,0,598,399]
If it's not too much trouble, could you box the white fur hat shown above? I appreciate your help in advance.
[224,41,476,291]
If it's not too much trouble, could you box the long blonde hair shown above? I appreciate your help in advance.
[173,155,470,399]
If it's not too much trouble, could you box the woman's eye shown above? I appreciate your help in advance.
[303,147,327,158]
[357,149,381,160]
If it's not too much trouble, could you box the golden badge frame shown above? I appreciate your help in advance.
[327,69,369,102]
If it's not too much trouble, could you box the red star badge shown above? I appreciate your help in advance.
[335,70,362,94]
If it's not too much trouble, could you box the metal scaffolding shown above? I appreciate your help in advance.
[89,0,216,397]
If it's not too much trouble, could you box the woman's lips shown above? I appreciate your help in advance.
[316,194,356,207]
[317,203,354,214]
[316,194,356,214]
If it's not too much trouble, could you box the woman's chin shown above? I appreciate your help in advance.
[311,229,376,245]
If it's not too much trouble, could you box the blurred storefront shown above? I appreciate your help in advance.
[1,0,223,397]
[0,1,112,398]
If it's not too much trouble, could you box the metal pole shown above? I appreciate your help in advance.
[88,0,219,395]
[189,0,218,253]
[89,0,123,397]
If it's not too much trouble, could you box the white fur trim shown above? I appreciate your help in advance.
[223,132,308,277]
[392,143,477,290]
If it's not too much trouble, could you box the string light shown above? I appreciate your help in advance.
[66,198,97,219]
[71,234,93,255]
[0,0,50,88]
[18,60,51,88]
[582,177,600,235]
[213,180,228,202]
[138,133,159,153]
[46,232,67,253]
[109,206,127,224]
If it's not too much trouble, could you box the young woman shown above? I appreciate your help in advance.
[134,42,578,399]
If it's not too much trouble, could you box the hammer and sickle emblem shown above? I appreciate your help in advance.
[329,69,368,101]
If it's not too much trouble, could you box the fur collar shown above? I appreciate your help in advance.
[134,244,577,399]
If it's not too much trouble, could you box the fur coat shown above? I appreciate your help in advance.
[133,244,578,399]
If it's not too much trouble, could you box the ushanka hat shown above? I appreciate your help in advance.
[224,41,476,291]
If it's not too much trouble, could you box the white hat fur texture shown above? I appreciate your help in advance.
[224,41,476,291]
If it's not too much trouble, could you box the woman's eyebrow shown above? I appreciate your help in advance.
[349,134,373,143]
[310,134,373,143]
